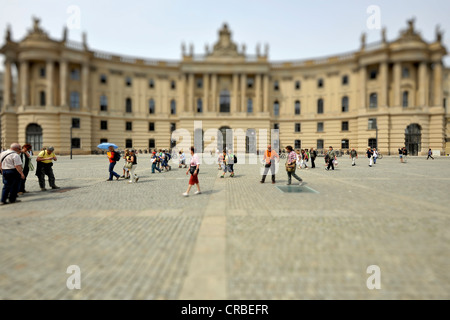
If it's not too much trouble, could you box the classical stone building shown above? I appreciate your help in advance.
[0,18,448,155]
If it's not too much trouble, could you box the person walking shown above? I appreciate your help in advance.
[402,147,408,163]
[179,150,187,168]
[183,146,201,196]
[367,147,374,167]
[260,145,279,184]
[127,150,139,183]
[106,146,121,181]
[427,148,434,160]
[36,146,60,191]
[220,149,235,178]
[372,147,378,164]
[350,148,358,166]
[151,151,162,173]
[121,149,130,179]
[18,144,33,194]
[310,147,317,168]
[0,143,25,205]
[285,145,303,185]
[325,146,336,171]
[399,147,404,163]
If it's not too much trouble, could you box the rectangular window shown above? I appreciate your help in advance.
[149,139,155,149]
[149,122,155,131]
[70,92,80,108]
[100,138,108,144]
[247,78,254,89]
[125,77,132,86]
[295,81,301,90]
[171,81,176,90]
[126,139,132,149]
[317,122,324,132]
[100,95,108,111]
[341,139,349,149]
[317,139,324,150]
[318,79,324,88]
[170,123,176,132]
[71,138,81,149]
[295,140,301,149]
[342,75,349,85]
[273,123,279,130]
[40,91,46,106]
[402,67,410,78]
[196,78,203,89]
[369,70,377,80]
[341,121,349,131]
[100,74,107,84]
[126,122,132,131]
[273,81,279,91]
[295,123,301,132]
[368,118,377,130]
[40,67,46,78]
[72,118,80,128]
[149,79,155,88]
[70,69,80,81]
[100,120,108,130]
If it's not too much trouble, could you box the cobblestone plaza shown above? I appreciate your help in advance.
[1,154,449,299]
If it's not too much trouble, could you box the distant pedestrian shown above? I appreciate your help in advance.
[367,147,374,167]
[373,148,378,164]
[285,145,303,185]
[350,148,358,166]
[183,146,201,196]
[121,149,130,179]
[1,143,25,205]
[179,150,187,168]
[310,148,317,168]
[427,148,434,160]
[325,146,336,171]
[221,149,235,178]
[260,145,279,184]
[127,150,139,183]
[399,147,403,163]
[151,151,162,173]
[402,147,408,163]
[36,146,60,191]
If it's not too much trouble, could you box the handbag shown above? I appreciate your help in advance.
[285,162,296,173]
[189,166,197,175]
[125,162,133,169]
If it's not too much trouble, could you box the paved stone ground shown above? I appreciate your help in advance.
[0,154,449,299]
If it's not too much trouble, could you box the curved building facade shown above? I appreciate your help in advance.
[1,18,448,155]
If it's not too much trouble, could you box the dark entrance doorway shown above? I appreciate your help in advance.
[405,124,421,156]
[26,123,43,152]
[218,126,233,152]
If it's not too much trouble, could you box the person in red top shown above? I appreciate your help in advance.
[106,146,120,181]
[260,145,279,184]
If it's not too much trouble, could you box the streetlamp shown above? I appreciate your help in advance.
[70,125,73,159]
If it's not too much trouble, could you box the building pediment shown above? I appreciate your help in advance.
[206,23,245,60]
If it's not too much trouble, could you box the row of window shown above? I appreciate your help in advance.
[279,118,377,133]
[294,138,377,150]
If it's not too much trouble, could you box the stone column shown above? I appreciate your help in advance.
[20,61,29,106]
[380,62,388,107]
[211,74,217,112]
[393,62,401,107]
[433,62,443,106]
[255,74,261,113]
[3,59,12,107]
[188,73,194,112]
[82,63,89,109]
[263,74,269,112]
[203,73,209,112]
[60,59,68,106]
[240,73,247,113]
[418,62,428,106]
[231,73,238,113]
[179,73,185,113]
[46,60,54,106]
[359,65,366,108]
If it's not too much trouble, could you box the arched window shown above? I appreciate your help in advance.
[402,91,409,107]
[70,91,80,108]
[149,99,155,114]
[219,90,230,113]
[342,96,349,112]
[369,93,378,108]
[26,123,43,152]
[197,98,203,113]
[125,98,132,113]
[100,95,108,111]
[170,99,176,114]
[295,100,301,115]
[247,98,253,113]
[273,101,280,116]
[317,99,324,114]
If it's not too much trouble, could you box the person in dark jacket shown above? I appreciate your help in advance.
[18,144,32,194]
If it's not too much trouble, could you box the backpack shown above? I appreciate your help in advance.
[113,151,121,161]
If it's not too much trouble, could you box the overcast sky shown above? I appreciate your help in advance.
[0,0,449,70]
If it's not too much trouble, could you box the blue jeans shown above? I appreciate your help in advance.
[109,162,120,180]
[152,162,161,173]
[1,169,21,203]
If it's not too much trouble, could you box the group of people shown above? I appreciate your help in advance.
[1,143,59,205]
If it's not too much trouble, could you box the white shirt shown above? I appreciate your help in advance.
[0,150,22,170]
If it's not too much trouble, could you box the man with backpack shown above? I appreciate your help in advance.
[106,146,121,181]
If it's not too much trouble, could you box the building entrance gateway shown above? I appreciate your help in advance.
[405,124,421,156]
[26,123,43,151]
[218,126,233,152]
